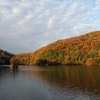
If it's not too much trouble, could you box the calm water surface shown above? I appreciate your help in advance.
[0,65,100,100]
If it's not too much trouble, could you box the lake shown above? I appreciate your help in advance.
[0,65,100,100]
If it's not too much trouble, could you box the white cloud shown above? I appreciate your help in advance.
[0,0,100,53]
[96,0,100,9]
[74,24,97,36]
[47,15,59,29]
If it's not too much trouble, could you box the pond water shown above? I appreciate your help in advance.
[0,65,100,100]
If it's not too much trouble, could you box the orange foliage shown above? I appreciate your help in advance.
[11,31,100,66]
[86,58,96,66]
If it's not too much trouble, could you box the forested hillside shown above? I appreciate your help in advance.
[0,49,14,65]
[11,31,100,66]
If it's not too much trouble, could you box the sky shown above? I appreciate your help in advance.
[0,0,100,53]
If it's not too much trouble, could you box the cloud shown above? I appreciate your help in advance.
[0,0,100,53]
[95,0,100,9]
[73,24,97,36]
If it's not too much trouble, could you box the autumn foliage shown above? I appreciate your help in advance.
[11,31,100,66]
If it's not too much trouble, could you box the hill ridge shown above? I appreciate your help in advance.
[0,49,14,65]
[11,31,100,66]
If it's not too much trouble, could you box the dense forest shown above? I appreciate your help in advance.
[10,31,100,66]
[0,49,14,65]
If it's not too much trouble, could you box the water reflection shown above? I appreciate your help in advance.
[40,66,100,93]
[0,65,100,100]
[9,67,19,76]
[0,65,19,78]
[20,65,100,94]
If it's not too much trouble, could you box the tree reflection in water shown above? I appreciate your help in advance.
[20,65,100,94]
